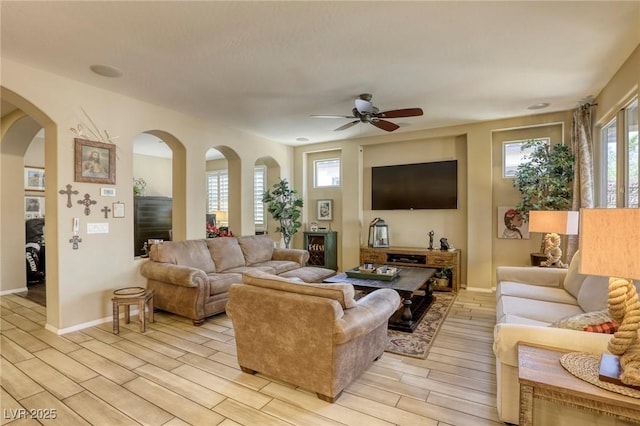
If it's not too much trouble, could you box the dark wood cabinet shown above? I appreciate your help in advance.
[303,231,338,270]
[360,246,461,292]
[134,196,172,257]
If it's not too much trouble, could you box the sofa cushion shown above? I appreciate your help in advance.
[242,270,356,309]
[497,295,584,324]
[251,260,301,274]
[549,309,613,330]
[576,275,610,313]
[206,273,241,296]
[496,281,578,305]
[279,266,337,283]
[237,235,274,265]
[206,238,245,272]
[562,250,587,298]
[497,314,552,327]
[151,239,216,274]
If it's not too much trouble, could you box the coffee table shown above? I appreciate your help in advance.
[324,266,436,332]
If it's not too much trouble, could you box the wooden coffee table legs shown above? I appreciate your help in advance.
[389,289,434,333]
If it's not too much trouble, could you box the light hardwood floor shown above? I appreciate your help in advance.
[0,290,500,426]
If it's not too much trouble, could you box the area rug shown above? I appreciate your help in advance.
[386,291,456,359]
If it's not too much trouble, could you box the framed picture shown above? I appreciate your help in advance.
[113,202,125,218]
[317,199,333,221]
[502,138,550,178]
[25,196,44,216]
[74,138,116,184]
[101,187,116,197]
[497,206,529,239]
[24,166,45,191]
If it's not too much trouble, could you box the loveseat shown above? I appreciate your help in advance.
[139,235,336,325]
[226,270,401,402]
[493,250,640,425]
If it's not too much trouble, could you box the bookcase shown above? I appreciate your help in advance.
[303,231,338,270]
[360,246,461,292]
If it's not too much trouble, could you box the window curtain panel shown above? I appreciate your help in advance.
[567,103,595,261]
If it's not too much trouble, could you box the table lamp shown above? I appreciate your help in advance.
[579,208,640,388]
[213,210,228,227]
[528,210,579,268]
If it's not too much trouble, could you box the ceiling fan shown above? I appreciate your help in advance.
[311,93,423,132]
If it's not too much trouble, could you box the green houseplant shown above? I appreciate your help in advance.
[262,178,303,248]
[433,265,454,289]
[512,139,574,220]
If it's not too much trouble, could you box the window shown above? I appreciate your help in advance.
[314,158,340,187]
[254,166,265,226]
[206,170,228,213]
[600,98,638,208]
[207,167,266,227]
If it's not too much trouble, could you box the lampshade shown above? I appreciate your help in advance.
[578,208,640,279]
[213,210,228,224]
[528,210,580,235]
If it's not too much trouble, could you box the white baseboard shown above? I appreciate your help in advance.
[0,287,28,296]
[45,307,141,335]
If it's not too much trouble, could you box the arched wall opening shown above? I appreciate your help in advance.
[205,146,242,234]
[256,156,281,244]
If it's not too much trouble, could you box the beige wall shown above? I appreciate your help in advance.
[1,59,291,332]
[133,153,172,196]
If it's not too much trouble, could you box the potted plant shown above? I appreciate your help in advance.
[262,178,303,248]
[512,139,574,264]
[433,265,454,289]
[133,177,147,196]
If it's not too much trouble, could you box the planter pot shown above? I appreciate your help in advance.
[434,277,449,290]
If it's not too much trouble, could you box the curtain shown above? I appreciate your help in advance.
[567,104,595,261]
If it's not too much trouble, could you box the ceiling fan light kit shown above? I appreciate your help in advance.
[312,93,423,132]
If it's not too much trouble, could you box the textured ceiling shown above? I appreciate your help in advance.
[2,1,639,147]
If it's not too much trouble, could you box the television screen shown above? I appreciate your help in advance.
[371,160,458,210]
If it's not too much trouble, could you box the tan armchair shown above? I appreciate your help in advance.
[226,270,400,402]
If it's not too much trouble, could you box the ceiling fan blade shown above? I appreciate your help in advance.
[371,119,400,132]
[355,98,374,114]
[334,120,359,131]
[378,108,424,118]
[311,114,356,119]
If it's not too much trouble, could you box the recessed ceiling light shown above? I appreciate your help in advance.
[296,137,309,142]
[528,102,550,110]
[90,64,123,78]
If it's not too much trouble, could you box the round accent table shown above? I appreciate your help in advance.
[111,287,154,335]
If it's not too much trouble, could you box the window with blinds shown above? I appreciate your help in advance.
[207,167,266,227]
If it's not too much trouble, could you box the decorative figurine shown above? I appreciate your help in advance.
[440,237,450,251]
[428,230,435,250]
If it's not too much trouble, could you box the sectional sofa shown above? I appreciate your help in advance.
[139,234,336,325]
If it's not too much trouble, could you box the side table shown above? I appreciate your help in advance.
[112,287,155,335]
[518,343,640,425]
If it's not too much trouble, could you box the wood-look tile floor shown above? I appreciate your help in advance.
[0,290,499,425]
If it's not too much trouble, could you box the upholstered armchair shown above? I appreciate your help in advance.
[226,270,401,402]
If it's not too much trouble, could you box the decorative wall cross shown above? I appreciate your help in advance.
[78,193,97,216]
[59,184,79,208]
[69,235,82,250]
[101,205,111,219]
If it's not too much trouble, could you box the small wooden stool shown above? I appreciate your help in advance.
[112,287,154,335]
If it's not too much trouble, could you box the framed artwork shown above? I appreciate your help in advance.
[502,138,550,178]
[74,138,116,184]
[24,166,45,191]
[25,196,44,216]
[101,187,116,197]
[497,206,529,239]
[113,202,125,218]
[317,199,333,221]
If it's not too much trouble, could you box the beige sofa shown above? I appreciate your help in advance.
[226,270,401,402]
[140,235,336,325]
[493,251,640,425]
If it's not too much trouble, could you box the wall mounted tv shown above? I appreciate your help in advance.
[371,160,458,210]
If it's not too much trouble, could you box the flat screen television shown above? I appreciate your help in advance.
[371,160,458,210]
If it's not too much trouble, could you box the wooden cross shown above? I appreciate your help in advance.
[78,193,97,216]
[69,235,82,250]
[101,205,111,219]
[59,184,79,208]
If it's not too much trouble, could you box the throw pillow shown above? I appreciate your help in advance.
[576,275,610,312]
[550,309,613,330]
[562,250,587,298]
[583,322,618,334]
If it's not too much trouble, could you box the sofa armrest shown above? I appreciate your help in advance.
[334,289,401,344]
[272,248,309,266]
[496,266,567,288]
[139,261,207,288]
[493,323,612,367]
